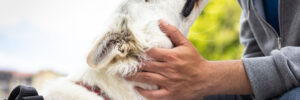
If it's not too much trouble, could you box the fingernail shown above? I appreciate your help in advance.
[159,19,169,27]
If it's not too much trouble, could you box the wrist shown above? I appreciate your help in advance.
[199,60,253,96]
[191,60,216,97]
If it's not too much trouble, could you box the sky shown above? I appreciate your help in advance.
[0,0,122,74]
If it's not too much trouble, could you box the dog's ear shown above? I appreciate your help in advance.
[87,19,144,69]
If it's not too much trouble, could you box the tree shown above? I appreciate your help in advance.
[189,0,243,60]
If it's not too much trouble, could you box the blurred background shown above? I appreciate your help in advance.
[189,0,242,60]
[0,0,242,99]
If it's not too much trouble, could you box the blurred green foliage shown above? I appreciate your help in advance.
[188,0,244,60]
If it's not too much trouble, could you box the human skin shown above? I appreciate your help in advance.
[126,20,253,100]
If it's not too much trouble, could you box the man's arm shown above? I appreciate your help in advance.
[239,10,300,100]
[127,20,253,100]
[236,1,300,99]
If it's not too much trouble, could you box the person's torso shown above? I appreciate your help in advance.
[238,0,300,56]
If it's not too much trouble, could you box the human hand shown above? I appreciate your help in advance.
[127,20,252,100]
[127,19,212,100]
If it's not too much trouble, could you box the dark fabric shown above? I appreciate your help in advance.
[8,85,44,100]
[274,87,300,100]
[204,95,253,100]
[263,0,280,34]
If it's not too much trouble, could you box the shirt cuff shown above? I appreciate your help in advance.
[242,56,287,100]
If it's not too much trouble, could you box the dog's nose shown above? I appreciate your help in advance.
[182,0,195,17]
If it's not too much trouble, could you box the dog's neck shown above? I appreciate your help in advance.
[75,81,110,100]
[68,67,146,100]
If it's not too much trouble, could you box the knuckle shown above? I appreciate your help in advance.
[174,61,186,67]
[142,63,151,69]
[150,48,159,52]
[165,69,181,80]
[142,74,151,80]
[170,74,181,81]
[168,89,176,94]
[169,28,178,33]
[164,53,178,61]
[165,67,177,74]
[168,25,179,32]
[132,74,141,80]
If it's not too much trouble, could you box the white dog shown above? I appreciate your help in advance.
[42,0,209,100]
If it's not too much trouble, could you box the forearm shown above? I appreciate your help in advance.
[242,47,300,99]
[203,60,253,96]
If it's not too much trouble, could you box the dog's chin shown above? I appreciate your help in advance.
[101,59,142,77]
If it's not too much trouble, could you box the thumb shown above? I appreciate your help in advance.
[159,19,189,46]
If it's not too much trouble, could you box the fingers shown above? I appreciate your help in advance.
[140,61,168,77]
[159,19,189,46]
[135,87,169,100]
[146,48,173,62]
[126,72,167,85]
[147,19,191,62]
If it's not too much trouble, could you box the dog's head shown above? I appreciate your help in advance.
[87,0,209,77]
[139,0,209,35]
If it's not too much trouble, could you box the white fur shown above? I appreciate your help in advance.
[42,0,209,100]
